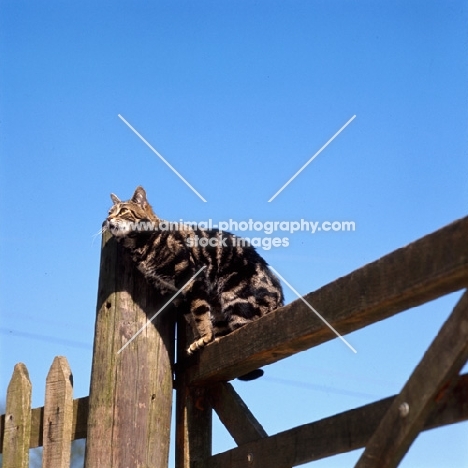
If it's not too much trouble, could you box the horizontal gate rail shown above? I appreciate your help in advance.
[185,216,468,385]
[206,373,468,468]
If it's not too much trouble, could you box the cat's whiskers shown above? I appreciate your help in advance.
[91,227,105,245]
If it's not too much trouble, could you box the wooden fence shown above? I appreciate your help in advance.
[0,357,88,468]
[1,215,467,467]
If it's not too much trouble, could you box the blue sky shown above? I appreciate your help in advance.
[1,1,467,466]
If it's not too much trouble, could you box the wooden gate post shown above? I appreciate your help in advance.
[175,318,212,468]
[85,231,175,468]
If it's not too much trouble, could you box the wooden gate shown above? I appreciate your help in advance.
[1,216,467,467]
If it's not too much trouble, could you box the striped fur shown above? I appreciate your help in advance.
[103,186,284,355]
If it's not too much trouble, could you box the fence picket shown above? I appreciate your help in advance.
[2,363,32,468]
[41,356,74,468]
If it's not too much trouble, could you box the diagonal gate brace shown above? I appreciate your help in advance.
[355,289,468,468]
[206,382,267,446]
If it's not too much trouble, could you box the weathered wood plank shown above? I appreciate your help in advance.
[42,356,74,468]
[354,290,468,468]
[2,363,32,468]
[72,396,89,441]
[176,385,212,468]
[424,372,468,430]
[29,406,43,449]
[84,231,175,468]
[206,373,468,468]
[186,216,468,384]
[176,319,212,468]
[27,396,88,450]
[207,382,267,445]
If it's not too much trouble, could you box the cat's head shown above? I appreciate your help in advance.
[103,186,159,238]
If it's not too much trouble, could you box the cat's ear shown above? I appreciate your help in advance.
[110,193,121,205]
[131,186,148,206]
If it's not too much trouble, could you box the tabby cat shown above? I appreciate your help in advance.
[103,186,284,361]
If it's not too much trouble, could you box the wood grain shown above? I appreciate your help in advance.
[355,290,468,468]
[207,382,267,445]
[185,216,468,384]
[206,373,468,468]
[2,363,31,468]
[42,356,74,468]
[84,231,175,468]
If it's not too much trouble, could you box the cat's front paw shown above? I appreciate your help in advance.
[187,335,214,355]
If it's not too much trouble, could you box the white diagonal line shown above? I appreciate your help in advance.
[269,266,357,353]
[268,114,356,202]
[118,114,207,202]
[117,265,207,354]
